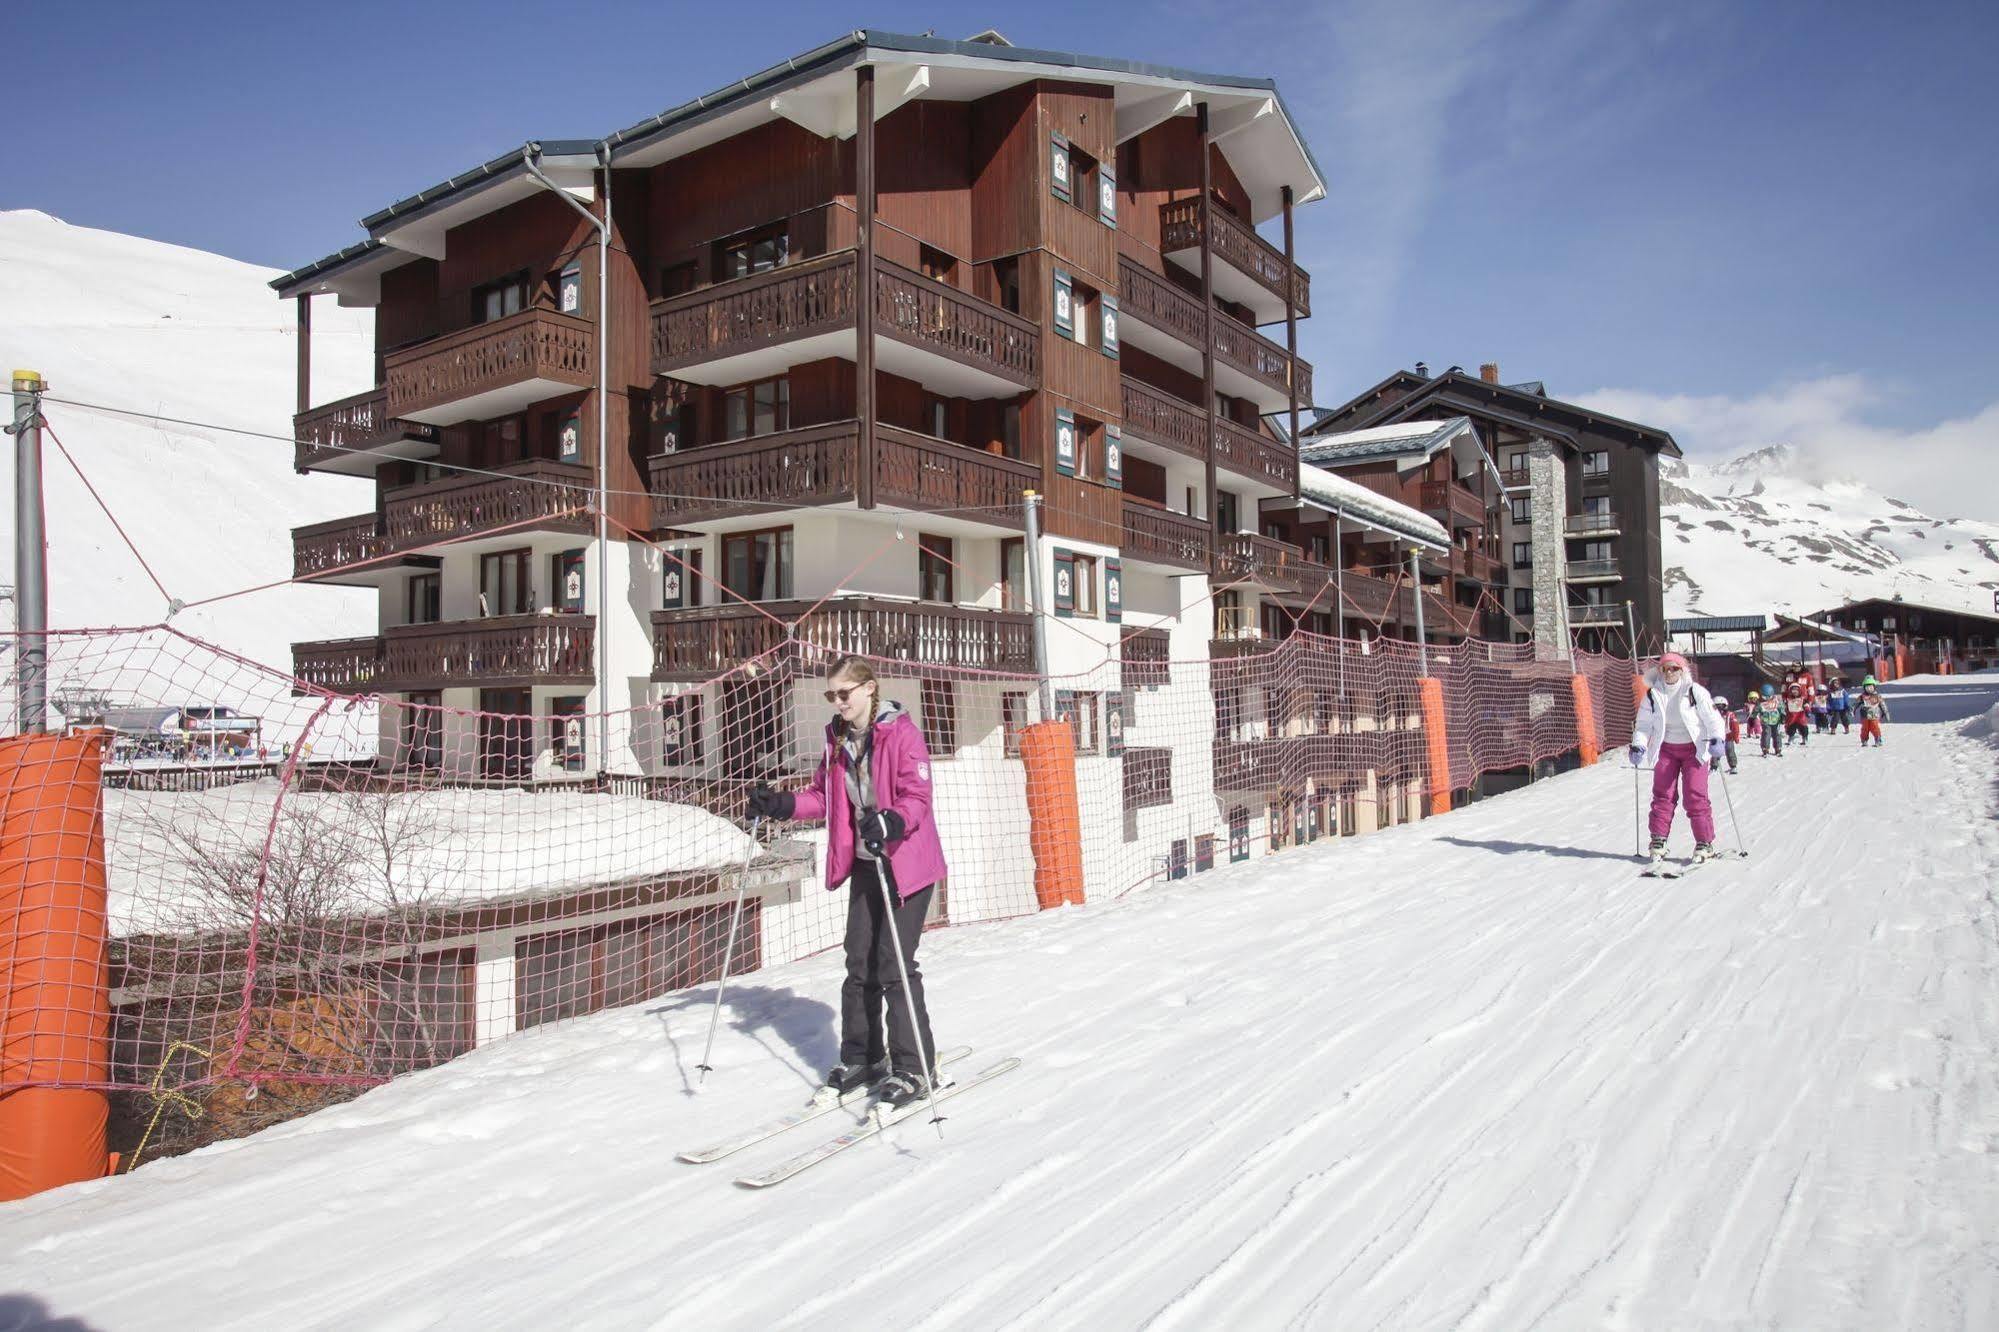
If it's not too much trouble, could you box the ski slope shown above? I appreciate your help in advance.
[5,676,1998,1329]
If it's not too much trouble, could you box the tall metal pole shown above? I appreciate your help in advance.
[12,370,48,733]
[1332,515,1346,643]
[1022,491,1057,724]
[1281,184,1299,503]
[1408,546,1429,676]
[855,65,877,512]
[1623,599,1637,665]
[1196,102,1217,536]
[597,150,612,778]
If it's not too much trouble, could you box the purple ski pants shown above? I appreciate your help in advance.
[1649,741,1716,844]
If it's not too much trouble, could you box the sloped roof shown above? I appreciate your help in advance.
[1298,417,1465,465]
[1667,615,1769,635]
[1348,370,1680,456]
[1297,464,1448,548]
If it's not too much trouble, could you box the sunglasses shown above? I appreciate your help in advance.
[1661,664,1684,673]
[824,684,871,704]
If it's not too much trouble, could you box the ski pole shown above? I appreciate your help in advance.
[1716,766,1748,858]
[1632,760,1644,856]
[695,814,762,1083]
[868,834,944,1138]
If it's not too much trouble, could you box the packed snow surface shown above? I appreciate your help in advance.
[6,674,1996,1328]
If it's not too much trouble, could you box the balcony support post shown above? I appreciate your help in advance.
[856,65,878,511]
[1197,101,1217,534]
[295,295,311,416]
[1281,184,1298,501]
[1409,546,1429,675]
[1023,490,1057,724]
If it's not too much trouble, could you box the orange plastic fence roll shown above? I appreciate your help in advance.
[1018,718,1085,909]
[1417,677,1452,817]
[1570,673,1601,766]
[0,730,112,1201]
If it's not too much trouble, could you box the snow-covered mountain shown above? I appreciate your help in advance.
[1660,444,1999,620]
[0,209,377,683]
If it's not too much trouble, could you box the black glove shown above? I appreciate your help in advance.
[858,808,905,849]
[746,784,794,821]
[1709,755,1722,772]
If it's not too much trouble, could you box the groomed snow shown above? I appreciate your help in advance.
[6,675,1996,1327]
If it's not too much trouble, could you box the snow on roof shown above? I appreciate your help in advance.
[1297,464,1448,548]
[1298,417,1465,464]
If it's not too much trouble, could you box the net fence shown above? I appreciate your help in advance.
[3,622,1641,1157]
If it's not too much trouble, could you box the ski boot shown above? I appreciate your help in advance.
[875,1066,949,1115]
[1691,842,1718,865]
[810,1058,887,1107]
[1645,836,1667,868]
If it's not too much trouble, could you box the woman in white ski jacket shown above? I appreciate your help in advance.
[1629,652,1728,860]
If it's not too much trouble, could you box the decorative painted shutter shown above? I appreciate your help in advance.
[559,409,582,463]
[558,265,583,315]
[1105,425,1123,489]
[1106,690,1126,757]
[1053,269,1074,340]
[1054,407,1077,477]
[1053,550,1076,617]
[1105,557,1123,622]
[1050,134,1072,204]
[1100,295,1119,358]
[1098,167,1117,227]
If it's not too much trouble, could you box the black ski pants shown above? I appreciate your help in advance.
[839,861,937,1076]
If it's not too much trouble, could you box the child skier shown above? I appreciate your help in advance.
[1757,684,1785,757]
[1826,677,1852,733]
[747,655,947,1111]
[1782,674,1812,747]
[1856,677,1891,748]
[1715,695,1741,774]
[1629,652,1728,865]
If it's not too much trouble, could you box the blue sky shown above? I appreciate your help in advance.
[10,0,1997,515]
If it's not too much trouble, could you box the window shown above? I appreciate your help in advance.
[1513,587,1533,615]
[658,262,697,299]
[1582,540,1614,563]
[723,376,789,441]
[920,678,958,752]
[1582,450,1611,476]
[919,245,956,284]
[1062,141,1100,220]
[659,694,702,766]
[1215,589,1248,639]
[1215,490,1240,534]
[925,395,949,440]
[661,547,703,610]
[1001,692,1028,758]
[552,549,586,613]
[1509,497,1531,525]
[1309,534,1330,565]
[1056,689,1100,755]
[1000,402,1022,459]
[721,528,793,601]
[402,691,442,771]
[548,696,587,774]
[918,534,954,603]
[473,271,529,324]
[717,224,788,282]
[1582,494,1612,517]
[407,573,440,625]
[1511,541,1532,570]
[1068,277,1100,347]
[476,415,523,469]
[480,549,532,617]
[1506,451,1527,472]
[1580,585,1616,607]
[1073,552,1099,617]
[993,257,1022,315]
[1000,538,1026,612]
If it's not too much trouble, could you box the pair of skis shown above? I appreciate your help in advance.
[1640,848,1746,880]
[678,1047,1021,1188]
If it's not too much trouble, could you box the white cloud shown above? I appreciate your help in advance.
[1575,375,1999,524]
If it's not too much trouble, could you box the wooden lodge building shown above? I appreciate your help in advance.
[274,30,1508,883]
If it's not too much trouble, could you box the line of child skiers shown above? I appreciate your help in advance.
[1630,653,1891,866]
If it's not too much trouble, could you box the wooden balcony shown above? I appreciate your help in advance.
[1120,626,1172,687]
[649,251,1038,396]
[1121,501,1210,572]
[386,458,595,549]
[1563,511,1622,536]
[291,636,384,696]
[293,513,393,582]
[1421,590,1480,639]
[1158,198,1311,323]
[1115,257,1310,413]
[1211,737,1294,793]
[293,387,439,475]
[1122,746,1173,811]
[651,598,1033,681]
[1450,545,1507,584]
[384,307,595,426]
[1500,465,1531,489]
[1564,558,1622,583]
[1418,480,1488,528]
[649,422,1036,531]
[1119,378,1297,492]
[375,614,595,691]
[1213,532,1332,602]
[1334,570,1405,624]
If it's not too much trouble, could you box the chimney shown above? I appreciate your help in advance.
[1480,362,1500,384]
[1414,360,1430,377]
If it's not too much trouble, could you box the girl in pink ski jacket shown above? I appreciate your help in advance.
[747,655,946,1107]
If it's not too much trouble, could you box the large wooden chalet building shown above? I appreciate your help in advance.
[274,30,1494,838]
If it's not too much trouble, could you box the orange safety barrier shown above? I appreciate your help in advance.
[1019,718,1085,909]
[1571,673,1601,766]
[1417,677,1452,817]
[1630,673,1649,716]
[0,730,112,1201]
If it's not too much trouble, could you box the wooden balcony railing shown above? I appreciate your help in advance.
[376,614,595,691]
[650,422,1034,530]
[1159,198,1311,317]
[386,458,595,548]
[1422,591,1480,638]
[1116,257,1310,405]
[1211,737,1293,792]
[294,387,438,472]
[291,636,383,695]
[1214,416,1297,490]
[1120,378,1205,459]
[1122,502,1210,572]
[1500,466,1531,489]
[384,307,594,422]
[1564,558,1622,582]
[293,513,391,581]
[651,598,1034,681]
[1120,626,1172,687]
[1563,511,1622,535]
[1418,480,1488,526]
[1122,746,1174,811]
[1334,570,1404,623]
[1213,532,1332,600]
[1450,546,1507,583]
[649,251,1037,389]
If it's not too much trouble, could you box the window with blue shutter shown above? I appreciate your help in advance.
[1053,269,1074,340]
[1098,167,1117,227]
[1100,296,1119,359]
[1054,407,1077,477]
[1105,557,1123,623]
[1105,425,1123,489]
[1050,134,1072,204]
